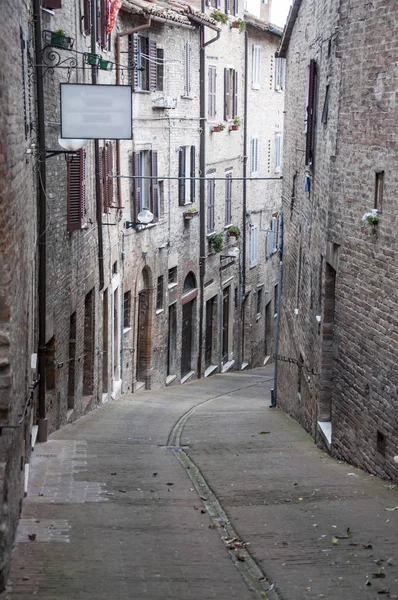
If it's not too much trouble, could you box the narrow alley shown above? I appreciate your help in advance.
[3,366,398,600]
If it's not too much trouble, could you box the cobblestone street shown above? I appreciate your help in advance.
[3,366,398,599]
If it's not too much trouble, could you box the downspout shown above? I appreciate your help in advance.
[34,0,48,443]
[116,18,152,384]
[271,211,283,407]
[116,18,153,208]
[238,28,249,370]
[198,18,219,378]
[91,0,104,291]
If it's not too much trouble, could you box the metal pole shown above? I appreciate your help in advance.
[34,0,48,442]
[198,18,206,377]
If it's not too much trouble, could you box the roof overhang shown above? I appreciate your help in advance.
[277,0,302,57]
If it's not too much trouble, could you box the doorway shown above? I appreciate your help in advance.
[181,301,193,377]
[222,287,230,363]
[136,267,153,388]
[319,263,336,421]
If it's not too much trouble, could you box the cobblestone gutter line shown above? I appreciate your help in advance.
[167,379,281,600]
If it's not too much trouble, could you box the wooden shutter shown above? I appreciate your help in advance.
[178,147,186,205]
[305,59,317,166]
[43,0,62,9]
[132,152,141,218]
[190,146,196,202]
[83,0,91,35]
[100,0,108,48]
[224,68,230,121]
[207,180,215,233]
[102,146,108,212]
[151,150,158,220]
[129,34,139,89]
[233,70,238,117]
[208,66,216,118]
[148,39,157,91]
[250,225,258,266]
[225,173,232,225]
[67,149,85,232]
[104,142,114,210]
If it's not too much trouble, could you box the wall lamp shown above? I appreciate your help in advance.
[220,246,240,261]
[124,208,154,230]
[43,137,87,160]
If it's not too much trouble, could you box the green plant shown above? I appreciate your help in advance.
[212,10,229,24]
[233,116,241,126]
[233,18,246,33]
[55,28,66,35]
[185,207,198,214]
[362,209,379,226]
[209,232,224,253]
[217,122,226,131]
[228,225,241,239]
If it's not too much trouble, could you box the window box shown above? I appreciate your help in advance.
[84,53,101,66]
[212,123,225,133]
[99,58,113,71]
[184,209,199,220]
[43,29,74,50]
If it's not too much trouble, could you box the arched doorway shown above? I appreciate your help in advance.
[181,272,197,379]
[136,267,153,388]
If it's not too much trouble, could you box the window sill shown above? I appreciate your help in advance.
[156,308,164,315]
[250,263,258,269]
[123,327,132,335]
[256,313,262,321]
[166,374,177,386]
[134,89,151,94]
[205,364,218,377]
[168,282,178,290]
[181,95,195,100]
[252,84,260,90]
[250,173,259,178]
[222,359,234,373]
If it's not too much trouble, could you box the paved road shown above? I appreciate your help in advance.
[3,366,398,599]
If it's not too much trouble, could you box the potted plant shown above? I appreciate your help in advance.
[231,18,246,33]
[184,207,199,220]
[212,123,225,133]
[211,10,229,24]
[99,58,113,71]
[46,29,74,50]
[209,232,224,253]
[84,53,101,66]
[362,208,380,229]
[228,225,241,239]
[230,116,241,131]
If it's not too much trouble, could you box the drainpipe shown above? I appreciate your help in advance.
[116,18,153,209]
[198,17,220,378]
[34,0,48,443]
[271,211,283,407]
[238,29,249,370]
[91,0,104,291]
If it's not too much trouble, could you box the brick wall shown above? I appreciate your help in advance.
[0,0,38,588]
[279,0,398,480]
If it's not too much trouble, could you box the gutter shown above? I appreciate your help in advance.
[91,0,105,291]
[198,11,219,377]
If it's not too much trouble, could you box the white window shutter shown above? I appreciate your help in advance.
[271,217,277,252]
[185,41,191,96]
[250,225,258,266]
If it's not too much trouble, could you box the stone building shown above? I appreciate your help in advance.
[0,0,38,587]
[277,0,398,481]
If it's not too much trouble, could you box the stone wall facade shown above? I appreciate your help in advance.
[0,0,38,587]
[278,0,398,481]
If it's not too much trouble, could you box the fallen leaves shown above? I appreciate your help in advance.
[259,431,271,435]
[28,534,36,541]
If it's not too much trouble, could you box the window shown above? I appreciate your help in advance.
[225,171,232,225]
[184,41,191,97]
[156,276,164,310]
[132,150,159,220]
[224,68,238,120]
[178,146,196,205]
[305,59,317,166]
[168,267,177,287]
[274,283,279,316]
[250,137,259,176]
[250,224,258,267]
[208,66,217,119]
[124,292,131,329]
[207,178,215,233]
[129,34,158,91]
[375,171,384,212]
[275,57,286,91]
[96,0,110,50]
[256,287,263,316]
[252,45,261,89]
[211,0,221,7]
[266,217,277,258]
[102,142,114,212]
[67,149,86,232]
[321,85,329,124]
[275,133,282,173]
[157,48,164,91]
[225,0,239,15]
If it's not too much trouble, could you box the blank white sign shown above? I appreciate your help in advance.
[60,84,132,140]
